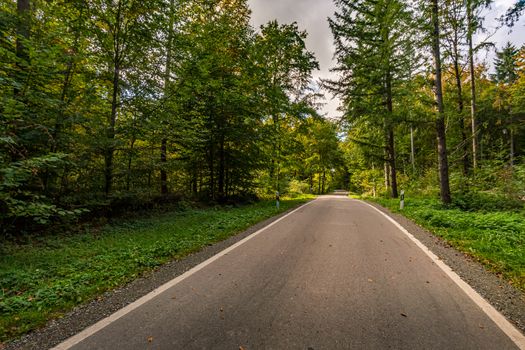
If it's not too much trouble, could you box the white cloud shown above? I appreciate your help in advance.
[475,0,525,65]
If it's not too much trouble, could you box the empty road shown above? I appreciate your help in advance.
[55,196,523,349]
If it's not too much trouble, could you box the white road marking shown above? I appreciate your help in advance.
[359,200,525,350]
[51,200,315,350]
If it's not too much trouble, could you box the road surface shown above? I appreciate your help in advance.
[57,196,522,349]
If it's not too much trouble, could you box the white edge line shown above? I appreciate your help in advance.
[359,200,525,350]
[51,200,315,350]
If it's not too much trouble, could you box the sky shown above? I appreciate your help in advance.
[247,0,525,119]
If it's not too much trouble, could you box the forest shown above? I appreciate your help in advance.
[328,0,525,205]
[1,0,525,343]
[1,0,344,234]
[1,0,524,234]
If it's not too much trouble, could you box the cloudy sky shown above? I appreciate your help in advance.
[247,0,525,119]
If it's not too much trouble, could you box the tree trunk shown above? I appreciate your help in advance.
[385,70,398,198]
[15,0,30,96]
[104,1,122,197]
[160,0,175,195]
[453,49,469,175]
[209,142,215,200]
[218,134,225,201]
[432,0,452,204]
[105,60,119,196]
[322,169,326,193]
[160,138,168,195]
[387,128,398,198]
[467,0,478,170]
[410,126,415,172]
[274,114,281,194]
[384,160,390,190]
[126,137,136,191]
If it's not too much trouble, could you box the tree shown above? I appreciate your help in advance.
[503,0,525,26]
[431,0,452,203]
[327,0,417,198]
[466,0,492,170]
[253,21,319,195]
[442,0,470,175]
[495,42,519,84]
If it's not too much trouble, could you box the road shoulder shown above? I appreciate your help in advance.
[4,202,312,350]
[365,200,525,335]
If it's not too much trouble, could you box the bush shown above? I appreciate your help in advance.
[287,179,310,196]
[452,190,524,212]
[0,154,87,234]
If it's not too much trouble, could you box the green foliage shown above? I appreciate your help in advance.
[0,0,326,234]
[494,42,519,84]
[0,196,312,342]
[0,153,86,230]
[452,191,524,212]
[287,179,310,196]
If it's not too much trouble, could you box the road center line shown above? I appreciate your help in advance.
[51,200,315,350]
[359,199,525,350]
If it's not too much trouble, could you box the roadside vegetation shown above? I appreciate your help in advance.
[0,195,312,342]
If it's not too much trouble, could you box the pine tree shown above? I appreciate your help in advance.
[495,42,519,84]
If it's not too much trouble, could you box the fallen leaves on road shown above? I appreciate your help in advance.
[147,336,154,343]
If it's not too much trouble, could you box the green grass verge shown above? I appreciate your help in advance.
[366,195,525,292]
[0,195,313,342]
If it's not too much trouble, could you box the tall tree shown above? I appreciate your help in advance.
[494,42,519,167]
[442,0,470,175]
[466,0,492,170]
[160,0,177,196]
[327,0,416,198]
[431,0,452,203]
[253,20,319,195]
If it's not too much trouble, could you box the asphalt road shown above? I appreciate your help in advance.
[59,196,521,349]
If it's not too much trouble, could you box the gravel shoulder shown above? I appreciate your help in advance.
[367,200,525,334]
[4,198,524,349]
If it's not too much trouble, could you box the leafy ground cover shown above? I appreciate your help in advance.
[0,196,313,342]
[367,194,525,292]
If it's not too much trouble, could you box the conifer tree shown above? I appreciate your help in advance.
[327,0,416,198]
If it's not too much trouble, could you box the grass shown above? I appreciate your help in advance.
[0,195,313,343]
[366,194,525,292]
